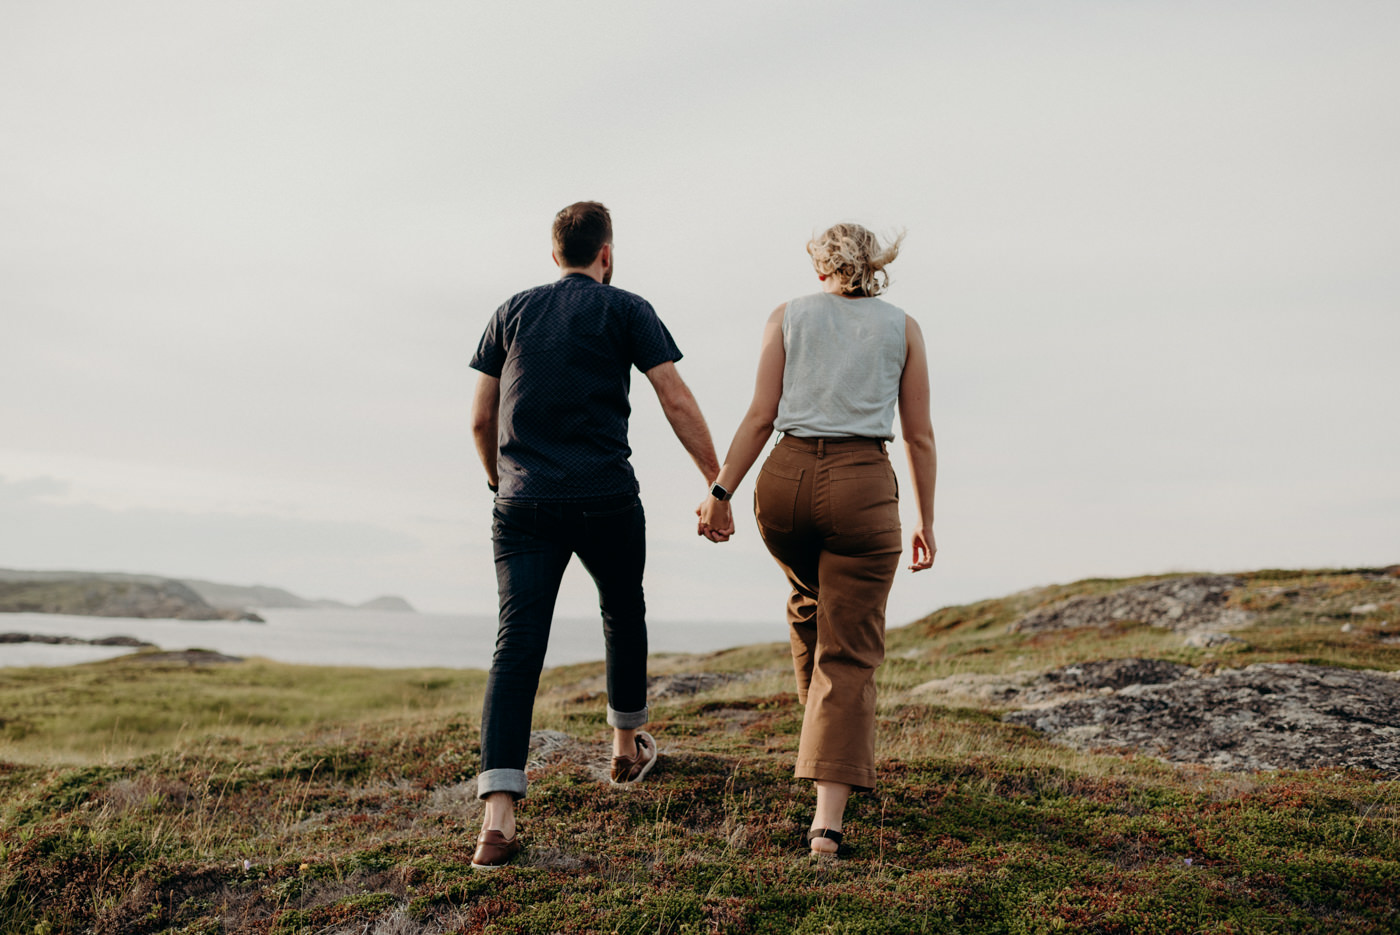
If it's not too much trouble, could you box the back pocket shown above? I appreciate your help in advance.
[828,464,900,535]
[492,500,538,537]
[754,460,804,534]
[582,497,644,535]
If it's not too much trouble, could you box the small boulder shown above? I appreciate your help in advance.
[1006,663,1400,775]
[1010,575,1253,634]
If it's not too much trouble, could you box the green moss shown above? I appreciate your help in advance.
[0,658,488,763]
[2,569,1398,933]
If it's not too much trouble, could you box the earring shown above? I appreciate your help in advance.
[818,274,827,281]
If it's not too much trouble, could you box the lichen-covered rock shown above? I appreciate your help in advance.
[1183,630,1247,648]
[648,671,750,699]
[1006,662,1400,775]
[1018,658,1197,705]
[1009,575,1253,634]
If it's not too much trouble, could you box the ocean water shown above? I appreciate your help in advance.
[0,608,784,670]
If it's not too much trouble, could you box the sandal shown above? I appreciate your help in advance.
[802,828,850,858]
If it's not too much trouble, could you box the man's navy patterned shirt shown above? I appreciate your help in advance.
[470,273,682,500]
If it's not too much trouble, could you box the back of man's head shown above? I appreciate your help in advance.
[553,201,612,269]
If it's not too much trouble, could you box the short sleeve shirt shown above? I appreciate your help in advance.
[470,273,683,500]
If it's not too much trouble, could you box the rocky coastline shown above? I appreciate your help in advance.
[0,632,155,648]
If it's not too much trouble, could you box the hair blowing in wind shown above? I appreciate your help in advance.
[806,223,906,297]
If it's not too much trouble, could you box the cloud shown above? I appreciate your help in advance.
[0,475,419,593]
[0,476,70,503]
[2,2,1397,621]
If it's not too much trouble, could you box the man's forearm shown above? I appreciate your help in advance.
[647,361,722,482]
[472,420,499,487]
[471,374,502,488]
[662,389,722,482]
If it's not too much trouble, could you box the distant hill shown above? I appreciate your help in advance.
[181,579,416,613]
[0,576,261,622]
[180,579,314,611]
[355,595,416,612]
[0,568,415,620]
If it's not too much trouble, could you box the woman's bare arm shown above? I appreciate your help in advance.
[898,315,937,571]
[697,304,787,540]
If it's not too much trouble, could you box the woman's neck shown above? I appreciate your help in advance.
[820,277,868,299]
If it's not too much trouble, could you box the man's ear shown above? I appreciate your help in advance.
[599,243,612,268]
[551,251,560,268]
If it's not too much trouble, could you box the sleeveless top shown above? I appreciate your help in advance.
[774,291,907,440]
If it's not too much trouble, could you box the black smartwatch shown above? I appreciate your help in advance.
[709,482,731,502]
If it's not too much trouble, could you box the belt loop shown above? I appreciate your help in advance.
[817,439,825,458]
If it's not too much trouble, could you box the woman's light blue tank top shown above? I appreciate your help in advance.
[774,292,907,440]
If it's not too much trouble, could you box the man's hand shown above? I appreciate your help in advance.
[909,526,936,572]
[696,496,734,542]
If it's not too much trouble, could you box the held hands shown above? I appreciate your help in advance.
[909,526,936,572]
[696,495,735,543]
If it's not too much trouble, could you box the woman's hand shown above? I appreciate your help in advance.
[696,497,735,543]
[909,525,936,571]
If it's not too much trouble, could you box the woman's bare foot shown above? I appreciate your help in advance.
[808,780,851,854]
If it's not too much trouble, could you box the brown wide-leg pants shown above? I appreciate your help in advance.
[753,435,903,791]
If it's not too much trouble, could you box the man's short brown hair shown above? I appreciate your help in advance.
[552,201,612,269]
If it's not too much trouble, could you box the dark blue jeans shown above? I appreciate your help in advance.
[477,494,650,800]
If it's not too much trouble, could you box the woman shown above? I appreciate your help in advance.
[698,222,936,856]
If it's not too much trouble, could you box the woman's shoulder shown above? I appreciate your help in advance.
[780,292,824,323]
[865,294,906,315]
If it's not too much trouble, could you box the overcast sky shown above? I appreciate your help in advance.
[3,1,1396,628]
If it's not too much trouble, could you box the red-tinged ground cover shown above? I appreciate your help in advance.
[2,568,1397,933]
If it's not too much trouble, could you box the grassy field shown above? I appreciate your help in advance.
[1,569,1397,933]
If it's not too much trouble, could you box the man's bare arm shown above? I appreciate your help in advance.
[644,361,722,483]
[471,373,502,489]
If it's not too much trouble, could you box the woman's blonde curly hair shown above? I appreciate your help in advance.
[807,223,905,297]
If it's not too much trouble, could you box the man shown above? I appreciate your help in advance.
[467,201,725,869]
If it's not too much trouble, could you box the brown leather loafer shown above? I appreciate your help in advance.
[610,730,658,785]
[471,829,521,869]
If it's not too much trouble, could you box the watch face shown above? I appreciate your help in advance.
[710,483,729,501]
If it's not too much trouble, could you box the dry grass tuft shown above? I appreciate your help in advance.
[2,567,1398,933]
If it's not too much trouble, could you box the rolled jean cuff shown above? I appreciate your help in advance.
[607,704,650,729]
[476,768,527,801]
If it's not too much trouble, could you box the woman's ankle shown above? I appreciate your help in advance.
[811,779,851,834]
